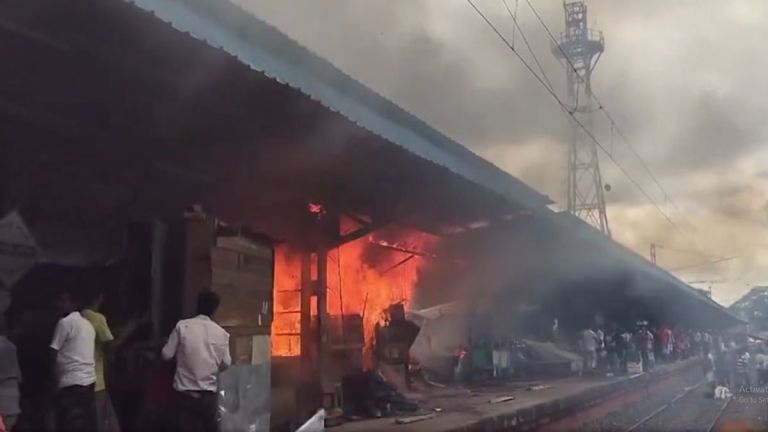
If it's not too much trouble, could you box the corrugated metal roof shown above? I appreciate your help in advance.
[552,212,744,326]
[123,0,551,209]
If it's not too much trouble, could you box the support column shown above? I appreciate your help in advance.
[316,248,328,388]
[0,139,13,216]
[150,220,167,342]
[300,252,313,364]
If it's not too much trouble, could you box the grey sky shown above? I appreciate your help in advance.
[235,0,768,304]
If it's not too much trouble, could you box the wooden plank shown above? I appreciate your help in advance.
[216,236,272,259]
[214,288,272,328]
[210,247,238,271]
[394,414,437,425]
[183,219,214,318]
[211,268,272,290]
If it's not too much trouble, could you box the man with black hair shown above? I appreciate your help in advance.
[162,291,231,432]
[50,291,97,432]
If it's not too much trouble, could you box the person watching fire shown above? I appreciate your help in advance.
[161,291,231,432]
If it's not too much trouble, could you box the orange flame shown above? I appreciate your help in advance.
[272,247,303,356]
[271,222,437,358]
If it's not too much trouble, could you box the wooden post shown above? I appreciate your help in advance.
[0,141,7,216]
[300,251,313,376]
[150,220,167,342]
[316,248,328,388]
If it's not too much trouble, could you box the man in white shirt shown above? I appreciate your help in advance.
[581,328,598,372]
[49,291,97,432]
[162,292,231,432]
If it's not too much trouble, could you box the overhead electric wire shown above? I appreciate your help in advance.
[465,0,678,229]
[501,0,554,92]
[655,245,728,260]
[523,0,697,231]
[669,256,737,273]
[509,0,519,48]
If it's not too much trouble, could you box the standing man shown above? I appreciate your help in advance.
[50,291,97,432]
[595,327,606,370]
[694,331,703,357]
[0,316,21,431]
[735,349,751,391]
[82,289,120,432]
[703,331,713,357]
[659,326,674,362]
[162,292,231,432]
[580,327,598,373]
[637,326,655,372]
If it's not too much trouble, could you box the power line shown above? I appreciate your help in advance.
[510,0,519,48]
[501,0,554,92]
[655,245,728,260]
[465,0,679,229]
[669,256,738,273]
[522,0,697,232]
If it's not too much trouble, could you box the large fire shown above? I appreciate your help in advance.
[272,222,437,357]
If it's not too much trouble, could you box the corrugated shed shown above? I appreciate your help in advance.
[553,211,744,326]
[123,0,551,209]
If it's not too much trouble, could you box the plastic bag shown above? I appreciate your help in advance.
[218,364,271,432]
[296,409,326,432]
[714,386,732,400]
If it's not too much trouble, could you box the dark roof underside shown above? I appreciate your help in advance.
[125,0,551,209]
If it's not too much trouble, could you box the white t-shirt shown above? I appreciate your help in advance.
[50,311,96,388]
[161,315,231,392]
[582,330,597,351]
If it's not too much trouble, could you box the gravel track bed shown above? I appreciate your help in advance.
[576,367,704,431]
[635,380,722,431]
[711,390,768,432]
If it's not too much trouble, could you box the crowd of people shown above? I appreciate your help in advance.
[578,322,737,376]
[577,321,768,399]
[708,342,768,394]
[0,290,231,432]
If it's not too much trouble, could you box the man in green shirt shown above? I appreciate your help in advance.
[83,290,120,432]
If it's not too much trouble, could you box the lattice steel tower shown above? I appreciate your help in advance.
[553,1,610,236]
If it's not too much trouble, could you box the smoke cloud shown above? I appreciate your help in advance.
[234,0,768,305]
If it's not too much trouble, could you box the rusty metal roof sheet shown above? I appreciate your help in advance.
[124,0,551,209]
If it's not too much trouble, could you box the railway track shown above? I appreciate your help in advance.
[708,388,768,432]
[623,380,749,432]
[705,396,733,432]
[624,379,707,432]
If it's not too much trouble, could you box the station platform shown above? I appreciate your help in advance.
[331,358,704,432]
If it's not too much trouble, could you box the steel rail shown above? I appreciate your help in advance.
[705,396,733,432]
[624,379,706,432]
